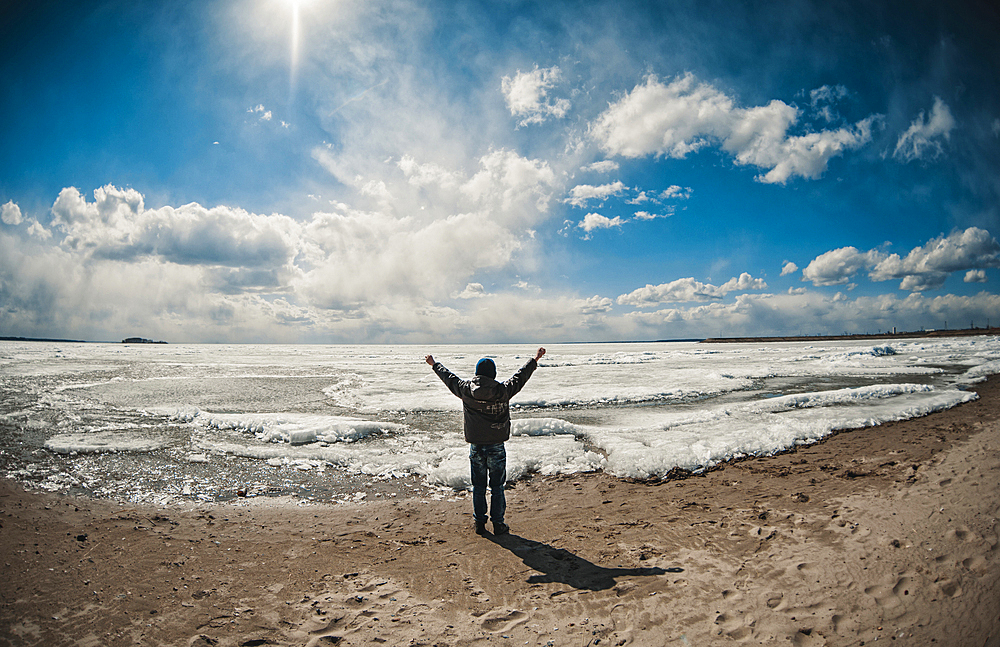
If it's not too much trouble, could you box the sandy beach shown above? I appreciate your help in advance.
[3,378,999,647]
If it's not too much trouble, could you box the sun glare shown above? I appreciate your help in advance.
[288,0,302,94]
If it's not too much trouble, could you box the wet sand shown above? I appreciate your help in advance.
[2,378,1000,646]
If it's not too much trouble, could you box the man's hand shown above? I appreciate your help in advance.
[535,347,546,362]
[425,355,435,366]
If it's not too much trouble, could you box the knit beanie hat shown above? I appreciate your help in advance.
[475,358,497,379]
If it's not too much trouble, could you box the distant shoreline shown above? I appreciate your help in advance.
[2,327,997,346]
[0,336,164,344]
[0,336,100,344]
[700,326,1000,344]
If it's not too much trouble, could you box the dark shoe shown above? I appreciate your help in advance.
[493,521,509,536]
[475,520,489,535]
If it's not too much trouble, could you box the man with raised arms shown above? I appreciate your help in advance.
[425,347,546,536]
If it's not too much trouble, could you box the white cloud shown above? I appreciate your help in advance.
[632,210,671,221]
[578,213,623,234]
[459,149,559,227]
[802,228,1000,291]
[809,84,848,121]
[720,272,768,292]
[564,181,627,208]
[590,74,731,159]
[869,227,1000,291]
[570,202,676,237]
[780,261,799,276]
[801,246,883,286]
[27,220,52,240]
[398,155,460,190]
[619,290,1000,340]
[617,272,766,307]
[22,177,550,336]
[892,97,956,163]
[734,114,877,184]
[582,160,619,173]
[589,73,876,184]
[660,185,692,200]
[965,269,987,283]
[249,104,273,122]
[49,185,299,270]
[810,85,848,106]
[2,200,22,226]
[578,295,614,314]
[501,65,571,127]
[454,283,487,299]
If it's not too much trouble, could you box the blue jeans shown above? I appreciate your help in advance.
[470,443,506,524]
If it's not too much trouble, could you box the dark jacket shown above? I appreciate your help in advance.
[432,358,538,444]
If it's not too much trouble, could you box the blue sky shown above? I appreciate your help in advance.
[2,0,999,343]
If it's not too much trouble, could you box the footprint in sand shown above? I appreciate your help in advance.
[481,609,528,632]
[946,526,977,542]
[864,572,917,617]
[962,556,986,571]
[714,611,752,640]
[938,579,963,598]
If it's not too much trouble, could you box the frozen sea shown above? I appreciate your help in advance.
[2,337,999,506]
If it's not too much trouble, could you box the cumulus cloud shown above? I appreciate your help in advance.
[780,261,799,276]
[802,228,1000,291]
[454,283,487,299]
[617,272,767,307]
[0,159,556,341]
[297,149,560,308]
[801,246,882,286]
[868,227,1000,290]
[563,180,689,236]
[564,181,627,208]
[965,269,988,283]
[501,65,571,127]
[578,295,614,314]
[589,73,877,184]
[578,213,623,234]
[49,185,298,270]
[27,221,52,239]
[582,160,619,173]
[398,155,460,190]
[620,289,1000,340]
[892,97,956,163]
[460,149,558,227]
[2,200,22,225]
[659,185,692,200]
[567,205,676,238]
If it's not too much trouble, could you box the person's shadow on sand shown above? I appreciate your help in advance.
[486,533,679,591]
